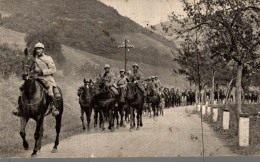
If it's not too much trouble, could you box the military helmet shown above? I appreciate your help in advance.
[151,76,155,79]
[104,64,110,69]
[132,63,139,68]
[34,42,45,49]
[127,70,132,74]
[155,75,158,78]
[120,69,125,72]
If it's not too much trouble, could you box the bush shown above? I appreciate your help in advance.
[25,25,66,69]
[0,44,23,79]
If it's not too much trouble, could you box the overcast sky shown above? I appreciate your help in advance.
[99,0,190,27]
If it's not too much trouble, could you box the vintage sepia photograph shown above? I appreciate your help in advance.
[0,0,260,159]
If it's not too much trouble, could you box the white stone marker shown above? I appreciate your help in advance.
[223,110,230,130]
[206,101,209,106]
[239,115,249,147]
[213,107,218,122]
[214,100,217,105]
[207,106,211,115]
[197,104,200,111]
[202,105,206,115]
[223,100,225,104]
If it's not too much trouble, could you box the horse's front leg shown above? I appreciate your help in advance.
[109,108,115,132]
[114,107,119,129]
[31,117,44,158]
[94,109,97,128]
[100,110,105,131]
[148,103,152,118]
[86,108,92,131]
[20,117,29,150]
[136,109,140,130]
[120,103,125,127]
[129,106,134,132]
[80,108,86,130]
[52,114,62,153]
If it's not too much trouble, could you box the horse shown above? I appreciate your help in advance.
[78,79,94,131]
[125,81,144,131]
[146,83,160,117]
[93,80,116,131]
[114,87,127,128]
[163,88,170,108]
[19,61,63,158]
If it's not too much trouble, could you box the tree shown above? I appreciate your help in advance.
[167,0,260,130]
[25,25,66,68]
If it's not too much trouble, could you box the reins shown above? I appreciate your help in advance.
[21,81,45,107]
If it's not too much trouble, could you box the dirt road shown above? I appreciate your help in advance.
[18,106,235,158]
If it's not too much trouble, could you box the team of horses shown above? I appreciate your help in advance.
[78,78,163,133]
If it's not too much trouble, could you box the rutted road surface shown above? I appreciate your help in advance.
[20,106,236,157]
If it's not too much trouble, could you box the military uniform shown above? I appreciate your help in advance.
[116,75,128,89]
[101,71,118,95]
[129,70,147,96]
[116,75,127,102]
[35,53,58,96]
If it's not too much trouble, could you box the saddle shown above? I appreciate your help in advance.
[36,79,61,99]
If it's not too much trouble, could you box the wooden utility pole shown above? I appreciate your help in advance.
[118,39,134,71]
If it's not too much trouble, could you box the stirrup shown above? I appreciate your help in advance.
[52,108,59,116]
[13,111,21,117]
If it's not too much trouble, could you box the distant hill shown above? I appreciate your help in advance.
[0,0,177,67]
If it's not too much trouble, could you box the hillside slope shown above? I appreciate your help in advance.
[0,0,177,66]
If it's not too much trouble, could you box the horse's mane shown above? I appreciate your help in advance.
[23,78,37,100]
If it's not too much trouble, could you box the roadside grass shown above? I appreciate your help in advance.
[199,103,260,155]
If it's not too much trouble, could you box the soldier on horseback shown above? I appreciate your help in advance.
[116,69,128,102]
[154,75,162,90]
[13,42,60,117]
[99,64,118,95]
[129,63,147,103]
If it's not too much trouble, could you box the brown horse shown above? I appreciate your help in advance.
[114,87,127,128]
[19,59,63,158]
[93,80,116,131]
[125,81,143,132]
[78,79,94,131]
[146,83,160,117]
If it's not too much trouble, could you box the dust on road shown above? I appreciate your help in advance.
[19,106,236,158]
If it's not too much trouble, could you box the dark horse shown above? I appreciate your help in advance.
[93,80,116,131]
[146,83,160,117]
[125,81,143,132]
[78,79,94,131]
[114,87,127,128]
[19,62,63,158]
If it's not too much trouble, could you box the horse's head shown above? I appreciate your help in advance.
[146,83,155,96]
[81,79,94,101]
[126,80,137,100]
[22,48,36,80]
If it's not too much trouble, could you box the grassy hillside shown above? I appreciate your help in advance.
[0,0,177,66]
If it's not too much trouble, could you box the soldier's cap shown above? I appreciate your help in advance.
[120,69,125,72]
[127,70,132,74]
[155,75,158,78]
[132,63,139,68]
[34,42,45,49]
[151,76,155,79]
[104,64,110,69]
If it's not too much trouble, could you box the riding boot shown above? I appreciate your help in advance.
[49,96,59,116]
[13,96,22,117]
